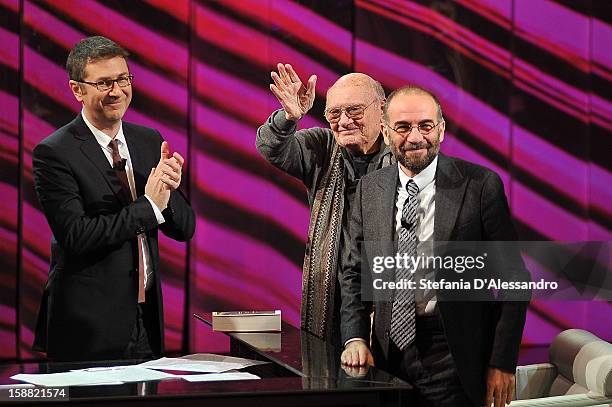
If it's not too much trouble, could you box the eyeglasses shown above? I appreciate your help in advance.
[324,100,377,123]
[386,121,443,136]
[77,74,134,91]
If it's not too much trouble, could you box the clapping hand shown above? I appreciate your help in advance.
[145,141,183,211]
[157,141,183,191]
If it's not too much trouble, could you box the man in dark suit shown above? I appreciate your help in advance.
[340,86,528,406]
[32,36,195,361]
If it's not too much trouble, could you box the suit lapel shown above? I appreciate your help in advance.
[434,153,468,242]
[374,165,398,244]
[73,114,130,206]
[373,166,398,343]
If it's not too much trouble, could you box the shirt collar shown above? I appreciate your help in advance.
[81,110,126,149]
[398,155,438,192]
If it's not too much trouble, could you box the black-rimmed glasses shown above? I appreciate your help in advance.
[77,74,134,91]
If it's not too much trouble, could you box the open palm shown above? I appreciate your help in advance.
[270,63,317,121]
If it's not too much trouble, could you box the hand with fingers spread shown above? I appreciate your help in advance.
[485,367,515,407]
[269,63,317,122]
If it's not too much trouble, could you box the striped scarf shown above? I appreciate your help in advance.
[301,144,345,340]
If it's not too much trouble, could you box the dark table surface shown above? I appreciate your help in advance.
[0,314,411,406]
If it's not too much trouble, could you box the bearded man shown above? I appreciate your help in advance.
[340,86,528,407]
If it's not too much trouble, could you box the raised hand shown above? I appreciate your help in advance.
[145,141,184,211]
[157,141,183,191]
[145,166,170,211]
[269,63,317,121]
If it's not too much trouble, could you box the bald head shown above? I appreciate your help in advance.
[326,73,385,110]
[324,73,386,154]
[384,86,443,123]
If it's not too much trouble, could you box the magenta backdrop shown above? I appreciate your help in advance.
[0,0,610,361]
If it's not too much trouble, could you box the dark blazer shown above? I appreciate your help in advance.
[341,153,528,406]
[32,114,195,361]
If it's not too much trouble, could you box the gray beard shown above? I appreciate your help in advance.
[394,144,439,175]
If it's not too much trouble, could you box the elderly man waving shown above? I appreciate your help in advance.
[257,63,393,344]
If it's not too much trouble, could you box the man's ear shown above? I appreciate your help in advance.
[438,120,445,143]
[69,80,84,102]
[381,122,390,146]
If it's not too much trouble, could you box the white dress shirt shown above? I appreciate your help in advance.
[396,156,438,315]
[345,156,441,347]
[82,112,165,290]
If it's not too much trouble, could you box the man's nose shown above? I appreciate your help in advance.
[405,127,424,144]
[108,81,122,96]
[338,110,353,127]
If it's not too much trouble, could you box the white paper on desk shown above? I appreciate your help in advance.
[178,371,260,382]
[12,367,175,387]
[76,366,176,383]
[11,371,119,387]
[138,353,267,373]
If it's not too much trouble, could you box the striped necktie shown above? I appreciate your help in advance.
[390,179,419,350]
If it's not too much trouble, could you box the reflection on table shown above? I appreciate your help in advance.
[0,316,412,407]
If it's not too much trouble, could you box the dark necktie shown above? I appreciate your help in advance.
[390,179,419,351]
[108,139,146,303]
[109,139,131,202]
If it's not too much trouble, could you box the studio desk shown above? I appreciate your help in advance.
[0,315,413,406]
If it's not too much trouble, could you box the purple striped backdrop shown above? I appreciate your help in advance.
[0,0,610,361]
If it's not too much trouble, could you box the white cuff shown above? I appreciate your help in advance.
[344,337,367,348]
[144,194,166,225]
